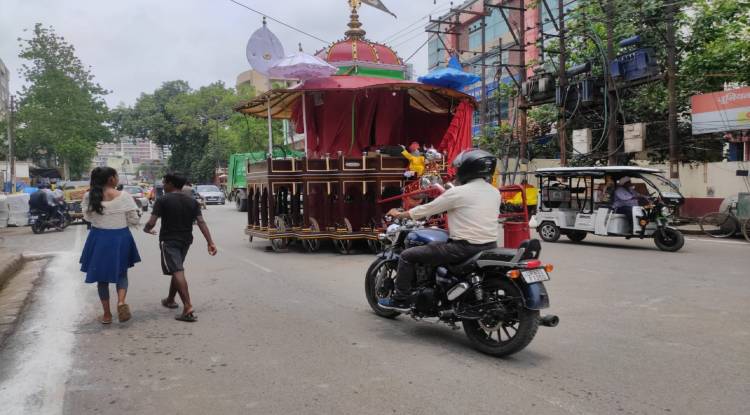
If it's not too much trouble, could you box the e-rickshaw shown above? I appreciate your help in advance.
[532,167,685,252]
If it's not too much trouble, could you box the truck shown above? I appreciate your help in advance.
[227,149,303,212]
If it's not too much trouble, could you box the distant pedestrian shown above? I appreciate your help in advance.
[80,167,142,324]
[143,172,217,322]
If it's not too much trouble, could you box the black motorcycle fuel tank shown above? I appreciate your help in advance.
[405,228,449,247]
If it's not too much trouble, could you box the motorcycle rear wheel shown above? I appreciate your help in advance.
[364,258,401,319]
[31,221,46,234]
[462,278,540,357]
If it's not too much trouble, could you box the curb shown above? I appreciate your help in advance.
[0,254,25,291]
[0,255,54,348]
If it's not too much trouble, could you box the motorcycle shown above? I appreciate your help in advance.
[30,207,68,234]
[365,218,558,357]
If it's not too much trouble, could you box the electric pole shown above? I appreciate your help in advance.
[518,2,528,170]
[606,0,619,165]
[8,95,15,193]
[557,0,568,166]
[666,1,680,181]
[480,9,487,136]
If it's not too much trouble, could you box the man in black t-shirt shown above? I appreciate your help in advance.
[144,172,217,322]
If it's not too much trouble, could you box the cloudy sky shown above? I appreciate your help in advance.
[1,0,454,107]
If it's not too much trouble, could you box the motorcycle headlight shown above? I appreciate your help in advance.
[386,224,401,244]
[661,206,671,216]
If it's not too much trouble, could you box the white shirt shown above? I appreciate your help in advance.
[409,179,500,244]
[82,191,141,229]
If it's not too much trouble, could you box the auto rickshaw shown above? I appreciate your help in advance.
[532,166,685,252]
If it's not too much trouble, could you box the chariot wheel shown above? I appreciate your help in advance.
[333,218,354,255]
[302,217,321,253]
[366,239,383,254]
[699,212,738,238]
[270,215,290,252]
[742,219,750,243]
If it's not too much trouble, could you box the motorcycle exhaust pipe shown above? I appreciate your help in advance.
[539,315,559,327]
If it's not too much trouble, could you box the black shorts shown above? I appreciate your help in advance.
[160,240,191,275]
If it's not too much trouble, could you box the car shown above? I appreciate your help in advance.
[195,184,226,205]
[122,185,150,212]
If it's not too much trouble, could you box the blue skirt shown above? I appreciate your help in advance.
[80,227,141,284]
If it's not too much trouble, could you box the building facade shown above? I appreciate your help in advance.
[93,138,170,167]
[426,0,565,136]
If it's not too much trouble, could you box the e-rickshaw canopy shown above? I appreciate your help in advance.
[535,166,663,178]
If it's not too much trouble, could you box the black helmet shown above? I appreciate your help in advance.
[452,149,497,184]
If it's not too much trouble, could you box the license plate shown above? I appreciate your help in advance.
[521,269,549,284]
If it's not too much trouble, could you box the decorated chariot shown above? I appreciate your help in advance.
[234,2,476,253]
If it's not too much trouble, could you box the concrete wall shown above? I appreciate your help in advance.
[0,160,31,181]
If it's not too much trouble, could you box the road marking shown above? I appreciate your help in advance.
[239,258,273,273]
[215,245,273,273]
[686,237,749,246]
[0,225,85,415]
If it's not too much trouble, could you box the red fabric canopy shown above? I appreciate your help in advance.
[291,90,464,157]
[438,100,474,175]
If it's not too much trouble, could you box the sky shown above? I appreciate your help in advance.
[0,0,454,108]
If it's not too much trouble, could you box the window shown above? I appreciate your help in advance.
[428,36,442,69]
[468,22,483,51]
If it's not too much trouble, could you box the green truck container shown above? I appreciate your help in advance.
[227,149,303,212]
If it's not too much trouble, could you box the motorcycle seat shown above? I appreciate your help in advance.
[448,248,518,275]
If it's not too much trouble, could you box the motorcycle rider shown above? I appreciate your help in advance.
[379,149,500,309]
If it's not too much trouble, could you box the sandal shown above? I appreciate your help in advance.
[118,304,132,322]
[100,316,113,325]
[161,298,179,309]
[175,312,198,322]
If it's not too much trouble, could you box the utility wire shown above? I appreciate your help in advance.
[404,34,434,63]
[228,0,331,44]
[383,3,452,43]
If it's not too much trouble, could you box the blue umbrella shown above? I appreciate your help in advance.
[418,56,480,91]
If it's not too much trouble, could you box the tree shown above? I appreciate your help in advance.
[14,24,111,178]
[115,81,282,182]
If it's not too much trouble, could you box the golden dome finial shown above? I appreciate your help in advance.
[345,0,366,40]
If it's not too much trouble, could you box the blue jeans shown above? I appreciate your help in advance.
[97,273,128,300]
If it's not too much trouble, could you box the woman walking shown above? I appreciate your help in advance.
[80,167,142,324]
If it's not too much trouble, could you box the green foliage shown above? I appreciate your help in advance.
[115,80,283,183]
[14,24,111,178]
[680,0,750,95]
[500,0,748,163]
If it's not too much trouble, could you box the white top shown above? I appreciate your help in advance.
[409,179,500,244]
[82,191,141,229]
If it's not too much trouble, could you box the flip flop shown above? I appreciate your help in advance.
[118,304,132,322]
[175,312,198,323]
[100,316,113,325]
[161,298,179,309]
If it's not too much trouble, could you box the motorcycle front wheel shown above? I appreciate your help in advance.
[462,278,540,357]
[364,258,401,319]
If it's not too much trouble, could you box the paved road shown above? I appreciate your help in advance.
[0,204,748,414]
